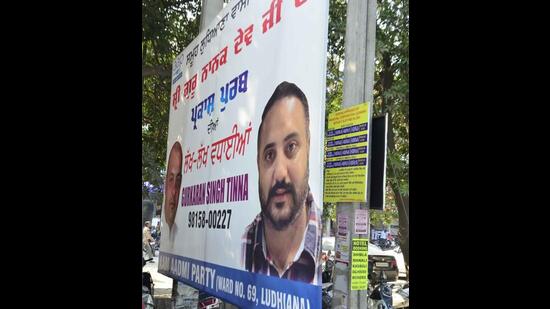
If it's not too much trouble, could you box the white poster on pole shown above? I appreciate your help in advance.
[354,208,369,235]
[335,213,350,263]
[158,1,329,308]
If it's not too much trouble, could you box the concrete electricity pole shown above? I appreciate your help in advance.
[331,0,377,308]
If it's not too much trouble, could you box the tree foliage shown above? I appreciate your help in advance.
[373,0,409,272]
[325,0,347,124]
[321,0,348,225]
[142,0,202,204]
[322,0,409,271]
[370,185,399,227]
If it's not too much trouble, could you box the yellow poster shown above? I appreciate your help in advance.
[324,103,370,202]
[351,238,368,290]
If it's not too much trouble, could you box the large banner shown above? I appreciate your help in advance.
[158,1,329,308]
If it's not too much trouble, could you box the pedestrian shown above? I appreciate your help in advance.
[143,221,155,261]
[387,232,395,248]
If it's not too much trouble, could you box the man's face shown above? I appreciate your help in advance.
[258,96,309,230]
[165,144,182,228]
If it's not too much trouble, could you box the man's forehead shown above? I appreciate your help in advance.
[168,147,183,164]
[269,96,303,115]
[260,97,306,141]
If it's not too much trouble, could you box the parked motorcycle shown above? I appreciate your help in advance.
[150,240,159,252]
[142,257,155,309]
[153,233,161,251]
[375,238,395,250]
[322,258,335,283]
[368,270,393,309]
[322,282,333,309]
[392,283,409,308]
[321,256,335,309]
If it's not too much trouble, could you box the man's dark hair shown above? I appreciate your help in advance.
[258,81,310,149]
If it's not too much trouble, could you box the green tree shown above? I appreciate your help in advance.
[373,0,409,276]
[142,0,201,204]
[321,0,347,231]
[322,0,409,276]
[370,184,399,228]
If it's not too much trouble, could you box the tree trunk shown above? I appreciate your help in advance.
[392,183,409,277]
[387,113,409,279]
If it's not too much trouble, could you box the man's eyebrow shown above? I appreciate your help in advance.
[284,132,299,142]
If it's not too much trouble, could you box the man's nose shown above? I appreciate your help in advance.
[272,154,289,185]
[170,188,176,203]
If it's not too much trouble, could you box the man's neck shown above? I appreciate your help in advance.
[263,205,308,274]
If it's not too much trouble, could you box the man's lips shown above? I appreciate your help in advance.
[275,188,287,194]
[272,189,289,203]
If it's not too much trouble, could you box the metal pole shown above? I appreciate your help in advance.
[332,0,376,308]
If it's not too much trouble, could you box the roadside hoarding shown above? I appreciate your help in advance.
[324,102,370,203]
[158,1,329,308]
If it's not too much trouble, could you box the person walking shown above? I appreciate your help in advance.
[143,221,155,261]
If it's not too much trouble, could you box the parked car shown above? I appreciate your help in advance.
[322,237,399,282]
[384,246,407,279]
[199,291,220,309]
[368,242,399,282]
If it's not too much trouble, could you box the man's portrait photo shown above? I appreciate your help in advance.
[164,140,183,251]
[242,81,322,285]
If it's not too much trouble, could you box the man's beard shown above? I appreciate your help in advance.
[259,176,309,231]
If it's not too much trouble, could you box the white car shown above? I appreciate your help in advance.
[321,237,404,282]
[378,246,407,279]
[368,242,399,281]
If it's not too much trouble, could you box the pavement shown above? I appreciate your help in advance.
[143,250,174,307]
